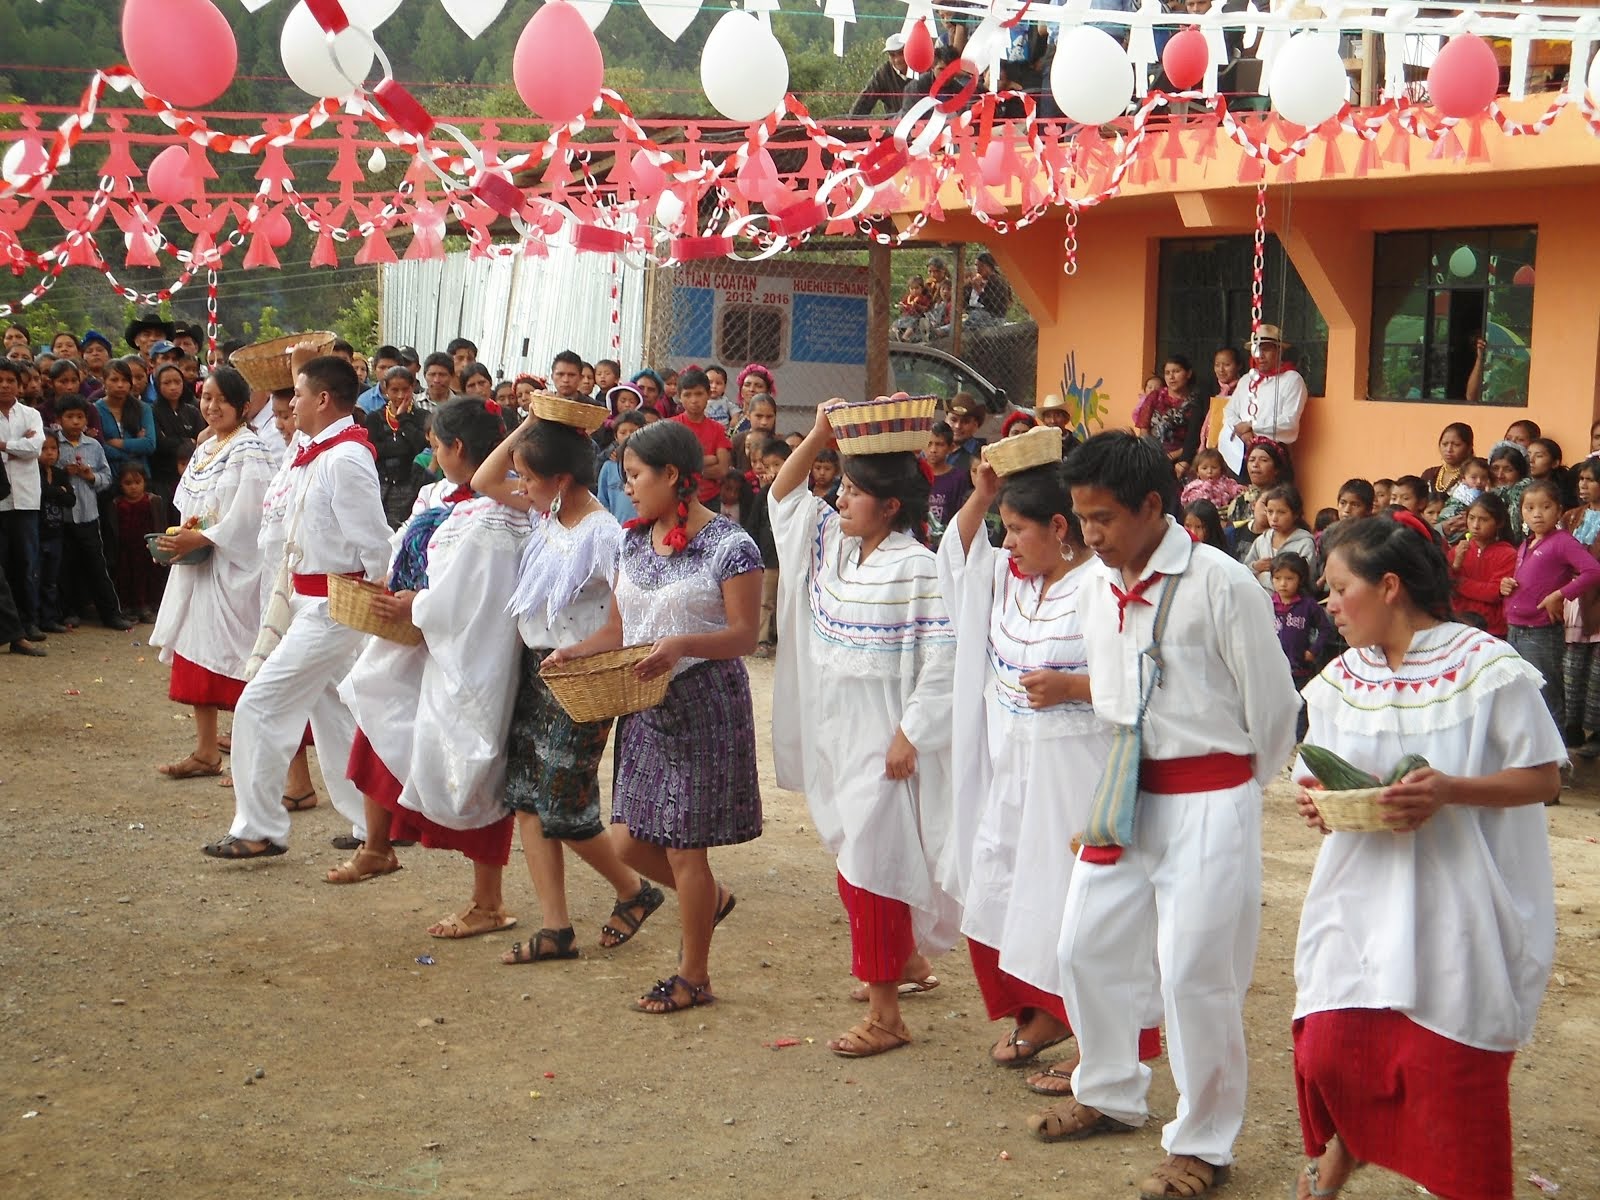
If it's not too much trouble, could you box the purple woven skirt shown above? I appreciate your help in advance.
[611,658,763,850]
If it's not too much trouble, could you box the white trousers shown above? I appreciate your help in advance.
[1058,783,1262,1166]
[228,595,368,846]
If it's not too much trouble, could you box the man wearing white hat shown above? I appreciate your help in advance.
[1217,324,1308,476]
[851,34,911,116]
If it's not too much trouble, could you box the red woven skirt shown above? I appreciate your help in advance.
[168,654,246,710]
[1294,1009,1515,1200]
[967,939,1163,1060]
[347,729,513,867]
[836,873,914,983]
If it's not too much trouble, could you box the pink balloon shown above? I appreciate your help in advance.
[514,2,605,125]
[630,149,668,201]
[146,145,193,205]
[261,210,294,248]
[905,21,935,75]
[1162,27,1209,92]
[122,0,237,109]
[1427,34,1499,119]
[979,138,1008,188]
[736,148,779,204]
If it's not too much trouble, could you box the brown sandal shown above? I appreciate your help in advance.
[1138,1154,1228,1200]
[849,974,940,1003]
[428,904,517,939]
[324,847,403,884]
[1024,1059,1081,1096]
[158,753,223,779]
[1026,1097,1137,1143]
[828,1018,911,1058]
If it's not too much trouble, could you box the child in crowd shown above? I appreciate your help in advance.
[1450,491,1515,637]
[672,367,733,506]
[1371,478,1394,511]
[1247,482,1317,590]
[1503,480,1600,737]
[1335,478,1374,522]
[597,409,645,522]
[1270,550,1332,735]
[784,432,804,450]
[752,438,788,657]
[593,359,621,401]
[1526,437,1575,508]
[1422,496,1445,528]
[715,470,754,527]
[37,433,73,630]
[1503,419,1540,448]
[1179,447,1244,510]
[1183,498,1230,552]
[1314,508,1338,535]
[1390,475,1426,516]
[174,439,195,482]
[731,394,778,472]
[1434,456,1491,543]
[893,274,932,341]
[53,398,133,629]
[705,365,733,424]
[811,448,842,508]
[1560,460,1600,756]
[925,421,973,547]
[109,464,166,624]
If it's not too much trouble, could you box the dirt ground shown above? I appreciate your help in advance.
[2,626,1598,1200]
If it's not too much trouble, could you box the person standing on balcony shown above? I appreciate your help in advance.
[851,35,911,117]
[1220,326,1307,478]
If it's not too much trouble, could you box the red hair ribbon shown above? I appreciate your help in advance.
[663,498,692,554]
[1391,509,1433,541]
[916,458,934,486]
[444,484,474,505]
[1007,556,1028,580]
[483,398,501,416]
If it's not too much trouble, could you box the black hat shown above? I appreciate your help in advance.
[124,311,176,350]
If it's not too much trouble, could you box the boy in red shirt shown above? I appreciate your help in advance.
[672,367,732,505]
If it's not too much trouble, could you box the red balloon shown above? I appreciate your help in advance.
[122,0,237,109]
[146,145,193,205]
[630,149,668,202]
[905,20,935,75]
[514,1,605,125]
[1512,265,1535,287]
[736,147,780,204]
[261,210,294,248]
[1427,34,1500,119]
[1162,26,1209,92]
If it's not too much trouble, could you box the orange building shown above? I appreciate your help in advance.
[904,92,1600,508]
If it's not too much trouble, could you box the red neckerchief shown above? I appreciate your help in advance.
[292,423,376,469]
[1110,572,1163,633]
[1247,360,1289,399]
[383,405,402,432]
[444,483,474,504]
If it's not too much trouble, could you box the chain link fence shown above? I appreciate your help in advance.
[638,239,1039,432]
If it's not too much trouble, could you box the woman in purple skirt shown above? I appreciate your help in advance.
[554,420,764,1015]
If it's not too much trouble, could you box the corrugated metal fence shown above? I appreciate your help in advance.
[380,244,646,378]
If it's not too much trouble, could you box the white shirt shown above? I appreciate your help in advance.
[0,401,45,511]
[1222,368,1308,444]
[248,401,283,468]
[1078,518,1299,787]
[284,415,391,580]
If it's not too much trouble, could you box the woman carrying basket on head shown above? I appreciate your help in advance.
[770,398,961,1059]
[546,420,764,1014]
[468,402,664,966]
[1290,511,1564,1200]
[333,398,527,942]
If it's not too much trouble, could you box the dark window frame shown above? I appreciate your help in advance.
[717,304,788,370]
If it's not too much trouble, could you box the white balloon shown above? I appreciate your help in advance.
[0,141,32,186]
[654,189,685,231]
[367,146,387,173]
[1268,32,1349,128]
[343,0,403,29]
[641,0,700,42]
[564,0,612,31]
[441,0,508,39]
[1049,26,1135,126]
[701,11,789,124]
[1589,48,1600,103]
[281,1,375,99]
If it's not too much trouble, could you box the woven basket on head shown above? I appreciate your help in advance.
[983,425,1064,476]
[532,392,609,434]
[539,645,670,723]
[327,574,423,645]
[1311,787,1389,833]
[826,393,938,456]
[229,331,336,393]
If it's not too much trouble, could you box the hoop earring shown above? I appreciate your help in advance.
[550,488,563,519]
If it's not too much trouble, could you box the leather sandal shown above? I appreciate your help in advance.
[1026,1097,1137,1143]
[502,926,579,965]
[158,753,224,779]
[599,882,665,948]
[324,847,402,884]
[828,1017,911,1058]
[1138,1154,1228,1200]
[634,975,716,1014]
[991,1024,1072,1067]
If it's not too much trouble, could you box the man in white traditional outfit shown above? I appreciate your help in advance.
[1029,432,1298,1200]
[202,354,391,860]
[1217,324,1308,476]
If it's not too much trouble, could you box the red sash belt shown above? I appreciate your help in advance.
[291,571,361,597]
[1138,752,1253,794]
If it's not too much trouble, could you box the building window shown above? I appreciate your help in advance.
[1368,227,1535,406]
[718,304,786,369]
[1156,235,1328,397]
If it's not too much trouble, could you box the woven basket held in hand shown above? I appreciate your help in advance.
[532,392,609,434]
[826,393,938,456]
[327,574,423,646]
[984,426,1064,477]
[1311,788,1390,833]
[229,331,336,393]
[539,645,671,723]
